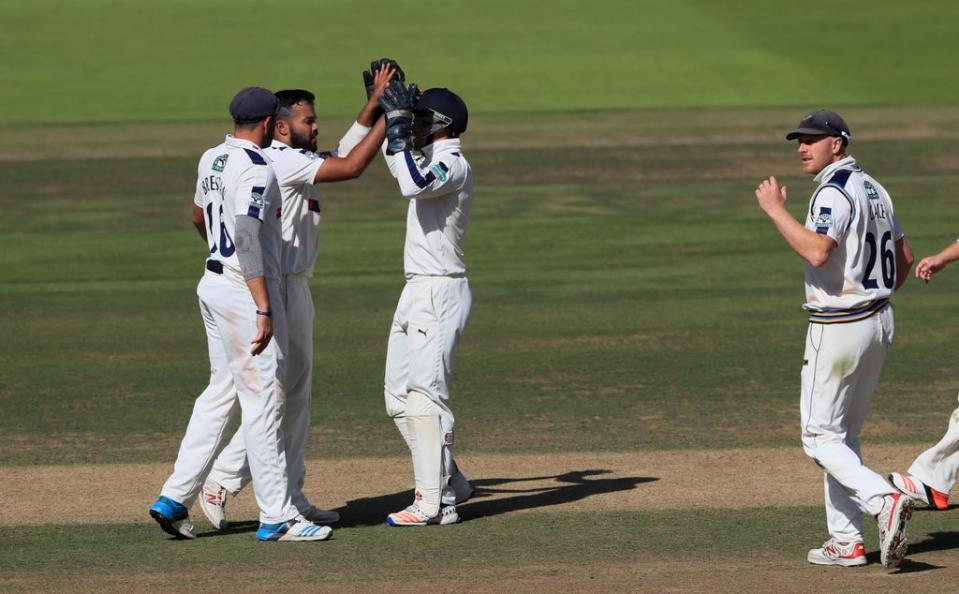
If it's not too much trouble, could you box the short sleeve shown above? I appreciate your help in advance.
[270,149,324,187]
[808,186,853,243]
[234,163,273,222]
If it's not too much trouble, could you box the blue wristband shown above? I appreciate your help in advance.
[256,310,272,317]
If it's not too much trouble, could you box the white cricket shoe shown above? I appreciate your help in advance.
[877,492,912,568]
[807,539,867,567]
[387,503,460,527]
[889,472,950,510]
[255,516,332,542]
[299,504,340,524]
[199,479,229,529]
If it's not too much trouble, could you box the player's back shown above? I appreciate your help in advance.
[194,136,283,282]
[804,158,902,317]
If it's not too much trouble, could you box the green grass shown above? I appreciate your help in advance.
[3,507,958,588]
[4,108,959,464]
[2,1,958,125]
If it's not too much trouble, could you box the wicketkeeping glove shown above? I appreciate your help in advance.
[378,80,419,155]
[363,58,405,99]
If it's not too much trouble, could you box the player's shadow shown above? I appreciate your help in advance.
[336,469,658,528]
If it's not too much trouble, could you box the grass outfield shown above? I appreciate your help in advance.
[3,509,959,591]
[4,1,959,587]
[1,1,958,125]
[4,107,959,465]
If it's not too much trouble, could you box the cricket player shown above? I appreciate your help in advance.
[888,240,959,510]
[376,81,474,526]
[149,87,329,542]
[199,62,397,528]
[754,110,915,567]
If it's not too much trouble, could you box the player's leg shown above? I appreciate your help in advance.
[802,320,894,513]
[385,285,412,449]
[152,281,241,538]
[282,275,314,512]
[893,399,959,507]
[216,282,301,526]
[431,277,473,506]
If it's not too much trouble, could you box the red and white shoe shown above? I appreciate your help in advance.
[199,479,229,529]
[877,492,913,568]
[889,472,949,510]
[807,539,867,567]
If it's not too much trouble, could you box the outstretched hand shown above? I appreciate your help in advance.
[363,58,405,99]
[916,255,946,283]
[755,176,788,213]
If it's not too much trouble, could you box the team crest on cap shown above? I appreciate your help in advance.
[212,154,228,172]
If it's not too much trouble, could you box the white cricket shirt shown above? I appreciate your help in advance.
[266,122,371,277]
[803,156,904,319]
[193,135,283,281]
[383,138,473,278]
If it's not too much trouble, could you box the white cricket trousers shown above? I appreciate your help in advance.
[384,275,472,509]
[800,304,896,542]
[160,270,298,524]
[207,274,315,513]
[906,397,959,495]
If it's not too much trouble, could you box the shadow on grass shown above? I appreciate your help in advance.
[337,469,658,528]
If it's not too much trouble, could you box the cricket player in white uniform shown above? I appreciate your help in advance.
[199,63,398,528]
[889,239,959,510]
[149,87,329,542]
[755,110,916,567]
[376,82,474,526]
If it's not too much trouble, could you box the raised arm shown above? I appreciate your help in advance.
[755,176,837,267]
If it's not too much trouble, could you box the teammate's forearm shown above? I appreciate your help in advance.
[315,117,387,182]
[764,206,834,267]
[244,276,271,313]
[355,98,381,127]
[936,240,959,267]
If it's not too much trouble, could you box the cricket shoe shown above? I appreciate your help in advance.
[889,472,949,510]
[876,492,913,568]
[387,503,460,527]
[807,539,866,567]
[299,504,340,524]
[451,469,475,504]
[199,479,229,529]
[255,516,332,542]
[149,496,196,540]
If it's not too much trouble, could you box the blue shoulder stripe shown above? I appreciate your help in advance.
[243,148,267,165]
[827,169,852,189]
[404,150,435,188]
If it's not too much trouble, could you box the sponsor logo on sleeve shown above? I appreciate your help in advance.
[212,154,228,172]
[429,163,449,182]
[864,180,880,200]
[250,191,264,208]
[814,207,833,234]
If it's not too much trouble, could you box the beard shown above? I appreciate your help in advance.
[290,127,318,152]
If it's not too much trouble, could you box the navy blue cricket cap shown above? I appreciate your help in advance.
[229,87,278,124]
[786,109,851,145]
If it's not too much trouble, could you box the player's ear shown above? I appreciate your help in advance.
[831,137,844,156]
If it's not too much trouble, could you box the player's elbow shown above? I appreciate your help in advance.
[807,250,830,268]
